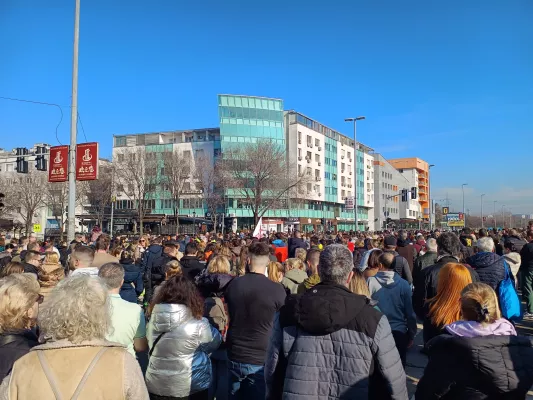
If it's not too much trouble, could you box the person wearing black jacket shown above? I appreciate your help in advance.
[413,232,479,321]
[119,248,144,304]
[396,230,417,271]
[144,242,179,303]
[520,231,533,316]
[383,236,412,285]
[180,242,205,281]
[22,250,41,276]
[287,231,307,259]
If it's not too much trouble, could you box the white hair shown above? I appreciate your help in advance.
[38,275,112,343]
[426,238,438,252]
[477,237,495,253]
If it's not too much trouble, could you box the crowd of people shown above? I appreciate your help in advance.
[1,222,533,399]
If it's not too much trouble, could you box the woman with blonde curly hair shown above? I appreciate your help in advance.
[0,274,41,379]
[280,258,307,294]
[0,275,149,399]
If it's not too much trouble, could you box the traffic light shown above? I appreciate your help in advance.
[0,193,4,209]
[411,186,418,200]
[35,146,47,171]
[401,189,408,202]
[15,148,29,173]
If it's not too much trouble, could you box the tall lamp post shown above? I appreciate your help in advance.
[461,183,468,227]
[481,194,485,228]
[192,211,196,235]
[493,201,497,229]
[344,116,366,233]
[428,164,435,230]
[501,205,506,230]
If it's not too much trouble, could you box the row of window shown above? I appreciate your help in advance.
[219,96,283,111]
[220,107,283,122]
[290,113,355,147]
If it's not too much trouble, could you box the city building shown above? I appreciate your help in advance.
[373,154,422,230]
[388,157,431,221]
[285,111,374,231]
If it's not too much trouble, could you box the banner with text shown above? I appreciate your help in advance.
[75,142,99,181]
[48,145,69,182]
[447,212,465,227]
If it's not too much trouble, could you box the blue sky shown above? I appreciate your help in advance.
[1,0,532,215]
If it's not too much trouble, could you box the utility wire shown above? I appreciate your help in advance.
[0,96,64,145]
[77,111,88,142]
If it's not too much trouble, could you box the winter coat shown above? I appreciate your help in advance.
[413,255,479,320]
[504,252,521,284]
[0,331,38,380]
[287,238,307,258]
[505,235,527,254]
[264,281,408,400]
[386,250,413,284]
[0,339,148,400]
[297,274,321,294]
[37,262,65,303]
[179,255,205,281]
[520,241,533,271]
[120,260,144,304]
[396,239,417,271]
[466,252,506,292]
[416,334,533,399]
[280,269,308,294]
[367,271,417,339]
[141,244,163,275]
[413,251,438,283]
[0,252,12,269]
[146,303,222,398]
[196,272,234,334]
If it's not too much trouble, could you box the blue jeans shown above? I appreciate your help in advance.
[209,349,228,400]
[227,360,265,400]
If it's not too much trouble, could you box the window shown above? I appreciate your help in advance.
[307,135,312,147]
[306,151,312,160]
[315,169,320,178]
[117,153,124,162]
[315,154,320,163]
[298,148,302,157]
[183,182,191,191]
[307,183,312,192]
[117,184,124,193]
[315,138,320,146]
[184,150,191,159]
[306,167,312,175]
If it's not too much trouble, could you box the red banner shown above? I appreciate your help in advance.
[48,145,69,182]
[75,142,99,181]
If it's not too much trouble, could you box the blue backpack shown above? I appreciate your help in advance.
[498,261,522,322]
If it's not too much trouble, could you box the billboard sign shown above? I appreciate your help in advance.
[48,145,69,182]
[75,142,99,181]
[442,207,449,215]
[345,196,354,211]
[447,212,465,227]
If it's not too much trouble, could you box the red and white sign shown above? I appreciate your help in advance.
[75,142,99,181]
[48,145,69,182]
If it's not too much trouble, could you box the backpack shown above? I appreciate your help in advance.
[498,260,522,322]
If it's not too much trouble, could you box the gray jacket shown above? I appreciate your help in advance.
[265,281,408,400]
[367,271,417,340]
[146,303,222,397]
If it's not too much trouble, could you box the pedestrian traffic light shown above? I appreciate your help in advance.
[35,146,47,171]
[0,193,4,209]
[411,186,417,200]
[401,189,408,202]
[15,148,29,174]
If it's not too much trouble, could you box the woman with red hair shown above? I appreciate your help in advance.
[423,263,473,344]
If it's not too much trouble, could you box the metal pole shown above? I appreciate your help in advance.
[110,197,115,236]
[67,0,80,243]
[493,201,497,229]
[353,121,358,233]
[461,184,467,227]
[481,194,485,228]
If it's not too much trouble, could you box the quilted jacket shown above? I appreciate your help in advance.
[466,252,506,291]
[265,281,408,400]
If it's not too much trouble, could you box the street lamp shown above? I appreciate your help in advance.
[344,116,366,233]
[461,183,468,227]
[493,200,498,229]
[481,194,486,228]
[501,205,506,230]
[428,164,435,230]
[192,211,196,236]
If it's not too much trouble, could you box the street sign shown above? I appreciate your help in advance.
[33,224,42,233]
[48,145,69,182]
[345,196,354,211]
[447,212,465,227]
[75,142,99,180]
[442,207,449,215]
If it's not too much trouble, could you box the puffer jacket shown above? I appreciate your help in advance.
[265,281,408,400]
[466,252,506,291]
[146,303,222,398]
[280,269,308,294]
[416,334,533,399]
[120,259,143,304]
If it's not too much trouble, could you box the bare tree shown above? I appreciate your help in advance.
[161,149,193,234]
[195,155,224,232]
[218,139,308,224]
[113,147,159,236]
[83,173,113,229]
[1,170,47,234]
[42,181,86,240]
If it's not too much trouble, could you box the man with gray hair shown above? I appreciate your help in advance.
[412,238,438,284]
[98,262,148,356]
[466,236,507,292]
[265,244,408,400]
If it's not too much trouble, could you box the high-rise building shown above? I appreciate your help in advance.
[285,111,374,231]
[388,157,431,220]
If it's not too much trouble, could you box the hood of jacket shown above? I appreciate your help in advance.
[282,281,369,335]
[196,272,234,297]
[396,238,411,247]
[150,303,193,333]
[445,319,517,338]
[467,252,503,269]
[373,270,401,288]
[38,263,65,288]
[504,252,521,267]
[302,273,321,290]
[146,244,163,256]
[284,268,308,285]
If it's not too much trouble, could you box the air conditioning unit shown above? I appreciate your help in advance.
[349,159,352,163]
[318,193,322,197]
[298,156,302,161]
[349,171,352,175]
[316,177,322,181]
[298,139,302,144]
[341,155,345,159]
[318,162,322,166]
[318,146,322,151]
[341,169,345,173]
[307,158,311,163]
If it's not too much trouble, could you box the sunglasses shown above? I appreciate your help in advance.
[36,294,44,305]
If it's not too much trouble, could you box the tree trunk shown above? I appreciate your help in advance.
[174,197,180,235]
[26,210,32,235]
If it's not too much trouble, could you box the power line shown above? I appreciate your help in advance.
[77,111,88,142]
[0,96,64,145]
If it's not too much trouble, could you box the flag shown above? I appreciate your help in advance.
[252,217,263,239]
